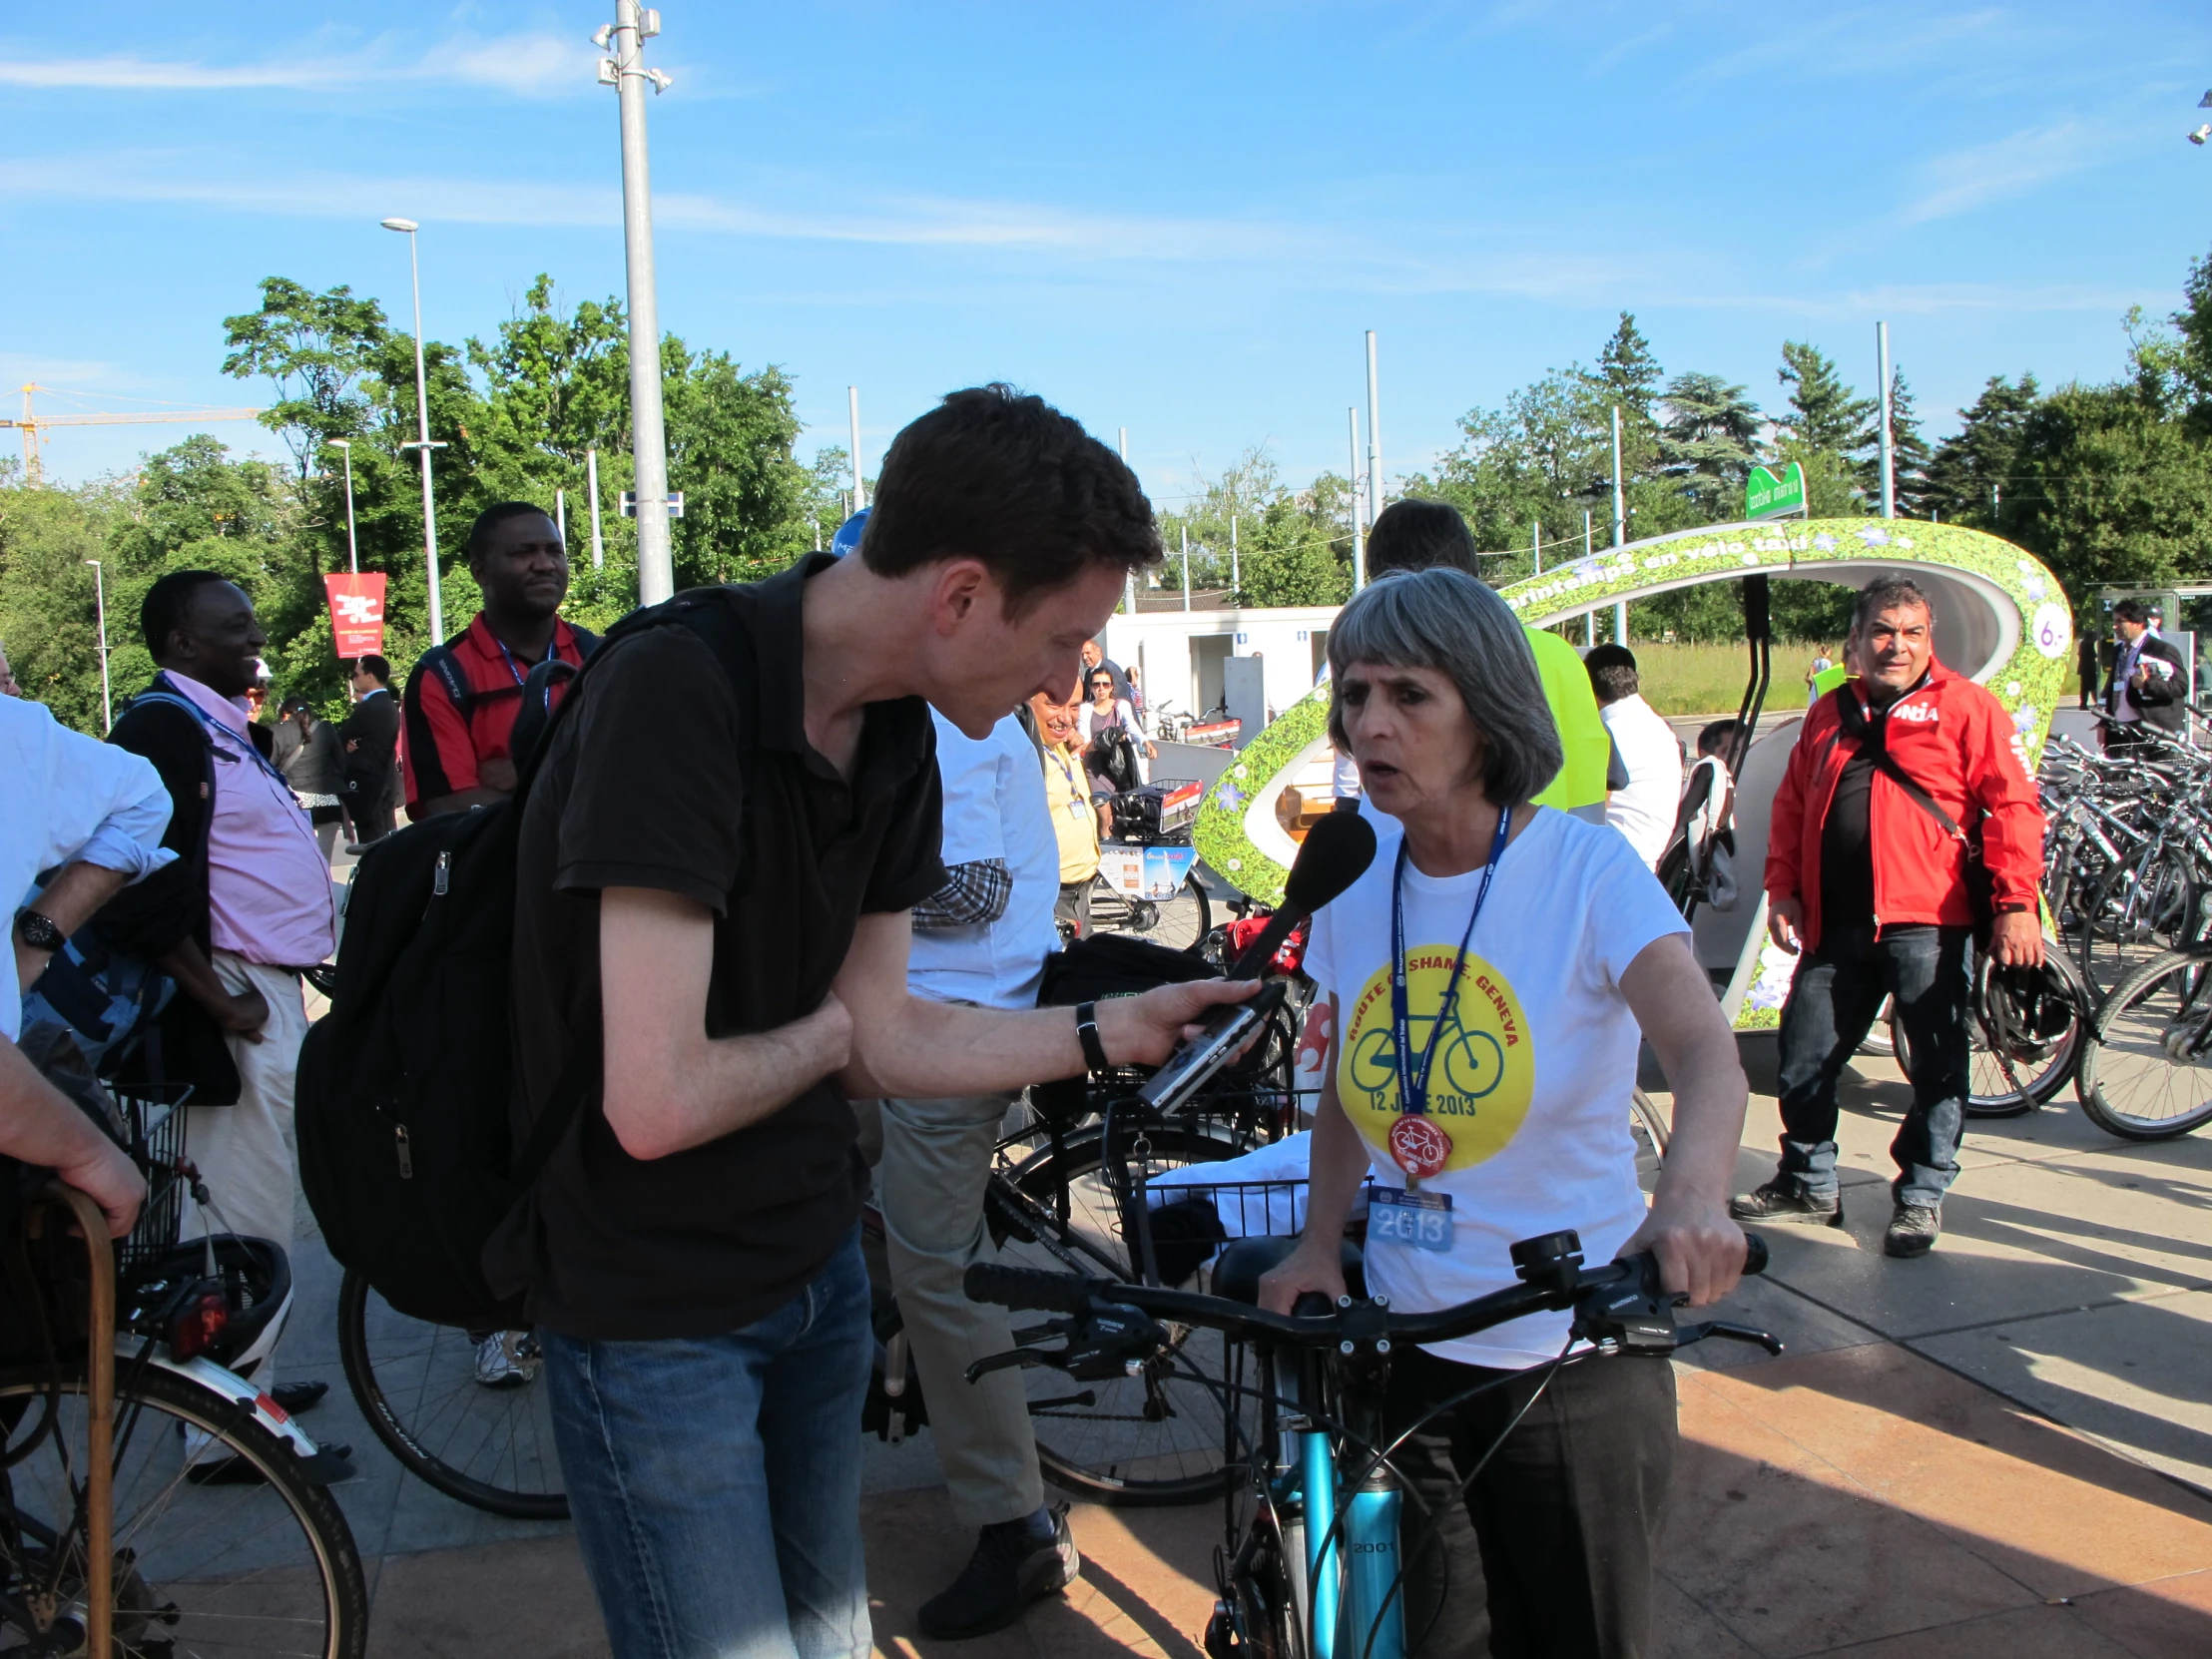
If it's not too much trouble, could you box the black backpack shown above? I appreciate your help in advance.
[295,592,754,1329]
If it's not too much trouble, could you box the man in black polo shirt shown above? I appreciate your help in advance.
[502,385,1255,1659]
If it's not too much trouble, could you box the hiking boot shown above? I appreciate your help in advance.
[916,1504,1079,1640]
[1729,1180,1843,1227]
[1885,1203,1941,1259]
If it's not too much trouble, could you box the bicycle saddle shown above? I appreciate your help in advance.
[1210,1236,1365,1309]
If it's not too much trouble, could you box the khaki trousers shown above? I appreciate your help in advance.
[876,1090,1045,1527]
[182,950,307,1386]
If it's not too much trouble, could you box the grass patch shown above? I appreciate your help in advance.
[1627,640,1837,717]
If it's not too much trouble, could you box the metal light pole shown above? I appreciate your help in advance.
[1365,330,1383,531]
[1230,514,1239,595]
[847,386,865,511]
[1877,320,1896,519]
[595,3,676,605]
[1610,405,1628,646]
[556,488,568,547]
[1583,511,1595,645]
[1348,406,1366,591]
[326,438,358,574]
[1532,519,1541,576]
[1181,524,1191,613]
[380,219,446,641]
[83,560,111,731]
[587,448,606,569]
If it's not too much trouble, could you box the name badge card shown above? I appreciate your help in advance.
[1369,1188,1453,1252]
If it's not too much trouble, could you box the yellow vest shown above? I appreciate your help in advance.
[1813,664,1851,700]
[1524,628,1610,812]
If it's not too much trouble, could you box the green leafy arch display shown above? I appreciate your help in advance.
[1193,518,2071,909]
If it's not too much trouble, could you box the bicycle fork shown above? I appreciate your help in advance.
[1300,1428,1405,1659]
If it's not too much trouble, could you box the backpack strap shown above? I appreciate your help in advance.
[1834,691,1973,845]
[503,587,762,1190]
[415,644,476,719]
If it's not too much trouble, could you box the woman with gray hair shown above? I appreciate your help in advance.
[1260,567,1751,1657]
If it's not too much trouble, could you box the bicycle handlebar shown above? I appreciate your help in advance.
[964,1232,1769,1350]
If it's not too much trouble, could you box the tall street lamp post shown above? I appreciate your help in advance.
[379,218,446,642]
[83,559,111,731]
[326,438,359,574]
[594,3,677,606]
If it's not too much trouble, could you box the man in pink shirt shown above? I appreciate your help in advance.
[102,572,339,1445]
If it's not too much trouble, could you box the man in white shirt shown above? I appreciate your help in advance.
[1585,644,1684,870]
[877,709,1075,1639]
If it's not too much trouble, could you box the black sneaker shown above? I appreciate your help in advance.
[1729,1180,1843,1227]
[186,1444,352,1486]
[916,1505,1080,1640]
[270,1381,328,1415]
[1885,1203,1941,1259]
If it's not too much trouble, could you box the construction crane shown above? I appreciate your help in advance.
[2,384,266,487]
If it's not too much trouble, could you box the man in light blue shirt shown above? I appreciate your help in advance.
[878,708,1073,1639]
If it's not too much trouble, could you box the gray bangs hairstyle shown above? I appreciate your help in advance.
[1327,567,1564,806]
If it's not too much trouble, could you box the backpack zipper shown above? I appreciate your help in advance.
[394,1123,414,1179]
[433,851,450,896]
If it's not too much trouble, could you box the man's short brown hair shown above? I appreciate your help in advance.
[861,384,1162,616]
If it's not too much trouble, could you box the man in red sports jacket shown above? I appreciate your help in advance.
[1733,575,2045,1258]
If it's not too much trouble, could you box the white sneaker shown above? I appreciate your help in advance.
[473,1331,539,1389]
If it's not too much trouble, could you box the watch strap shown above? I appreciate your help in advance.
[1074,1001,1111,1073]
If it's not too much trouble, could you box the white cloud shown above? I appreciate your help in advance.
[0,33,593,97]
[1899,117,2117,226]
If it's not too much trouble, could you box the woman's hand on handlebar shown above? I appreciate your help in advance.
[1622,1192,1746,1310]
[1256,1237,1348,1317]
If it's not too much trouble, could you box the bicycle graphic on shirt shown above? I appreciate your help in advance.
[1348,1006,1506,1109]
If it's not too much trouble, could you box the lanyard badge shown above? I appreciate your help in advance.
[1387,806,1510,1189]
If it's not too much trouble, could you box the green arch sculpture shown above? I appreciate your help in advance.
[1192,517,2072,910]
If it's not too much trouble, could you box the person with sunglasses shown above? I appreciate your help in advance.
[1077,664,1154,836]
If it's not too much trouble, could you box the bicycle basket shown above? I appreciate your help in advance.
[112,1084,191,1276]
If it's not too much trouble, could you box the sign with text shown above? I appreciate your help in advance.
[1744,462,1808,521]
[322,572,387,660]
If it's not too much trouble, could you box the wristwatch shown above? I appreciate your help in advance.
[13,909,65,953]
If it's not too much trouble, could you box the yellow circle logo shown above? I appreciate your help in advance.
[1337,951,1535,1171]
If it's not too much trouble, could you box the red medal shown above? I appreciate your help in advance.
[1389,1116,1451,1181]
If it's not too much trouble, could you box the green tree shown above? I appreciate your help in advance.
[1656,372,1762,519]
[1887,368,1933,516]
[1591,310,1664,482]
[1776,340,1878,501]
[222,278,391,479]
[1921,374,2040,529]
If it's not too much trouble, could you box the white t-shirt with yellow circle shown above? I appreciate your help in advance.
[1304,805,1689,1369]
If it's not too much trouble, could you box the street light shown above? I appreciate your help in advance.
[593,3,677,606]
[83,559,111,732]
[380,217,447,642]
[325,438,359,574]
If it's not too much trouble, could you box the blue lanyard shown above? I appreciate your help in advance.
[494,634,558,690]
[145,679,291,791]
[1388,806,1510,1121]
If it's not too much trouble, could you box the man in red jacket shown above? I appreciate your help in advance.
[1733,576,2045,1258]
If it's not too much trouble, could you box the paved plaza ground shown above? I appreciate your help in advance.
[269,1026,2212,1659]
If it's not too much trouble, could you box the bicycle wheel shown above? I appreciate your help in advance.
[1089,870,1212,953]
[2076,948,2212,1140]
[1890,951,2086,1116]
[991,1122,1255,1505]
[0,1364,367,1657]
[336,1270,567,1519]
[2077,851,2198,1001]
[1630,1089,1668,1182]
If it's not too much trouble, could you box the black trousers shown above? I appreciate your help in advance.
[1386,1346,1676,1659]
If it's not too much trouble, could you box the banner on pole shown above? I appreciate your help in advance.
[322,573,388,660]
[1744,462,1808,521]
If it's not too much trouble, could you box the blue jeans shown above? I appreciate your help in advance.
[1776,923,1971,1210]
[543,1228,873,1659]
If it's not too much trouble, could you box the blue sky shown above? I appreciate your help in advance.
[6,3,2209,521]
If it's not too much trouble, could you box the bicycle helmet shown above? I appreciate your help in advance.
[1976,956,2077,1062]
[119,1234,293,1371]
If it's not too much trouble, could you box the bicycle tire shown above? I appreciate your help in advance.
[336,1270,568,1520]
[2076,851,2198,1002]
[2076,948,2212,1141]
[0,1363,368,1658]
[993,1123,1256,1506]
[1088,869,1212,953]
[1889,951,2087,1116]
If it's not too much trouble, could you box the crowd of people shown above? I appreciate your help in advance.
[1,380,2056,1658]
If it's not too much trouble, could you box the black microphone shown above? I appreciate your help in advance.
[1226,807,1379,979]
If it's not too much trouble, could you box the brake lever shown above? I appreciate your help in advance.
[1675,1320,1785,1357]
[962,1302,1172,1384]
[966,1347,1057,1382]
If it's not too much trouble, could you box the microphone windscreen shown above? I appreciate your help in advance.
[1281,809,1378,915]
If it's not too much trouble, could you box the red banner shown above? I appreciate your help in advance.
[322,573,387,660]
